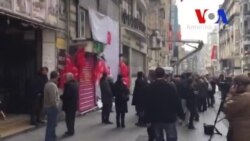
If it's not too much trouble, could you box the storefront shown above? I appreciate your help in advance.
[0,15,42,114]
[121,28,147,78]
[0,0,62,115]
[68,9,119,114]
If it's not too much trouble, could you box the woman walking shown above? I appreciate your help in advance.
[113,75,130,128]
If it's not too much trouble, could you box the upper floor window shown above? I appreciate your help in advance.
[79,9,88,38]
[244,3,248,13]
[122,0,132,15]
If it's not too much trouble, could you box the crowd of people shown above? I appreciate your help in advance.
[29,66,250,141]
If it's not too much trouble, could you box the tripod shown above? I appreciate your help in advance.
[208,99,226,141]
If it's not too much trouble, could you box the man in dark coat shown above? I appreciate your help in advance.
[132,72,148,126]
[207,77,216,107]
[197,77,208,112]
[60,73,78,136]
[145,67,185,141]
[100,73,113,124]
[30,67,48,125]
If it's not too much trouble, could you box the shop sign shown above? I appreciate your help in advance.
[14,0,31,16]
[56,38,65,49]
[46,0,58,25]
[0,0,12,11]
[32,0,46,21]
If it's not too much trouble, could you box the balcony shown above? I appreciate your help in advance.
[122,12,146,34]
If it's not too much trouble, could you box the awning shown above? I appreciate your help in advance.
[0,11,65,32]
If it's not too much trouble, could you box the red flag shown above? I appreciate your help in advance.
[211,45,217,60]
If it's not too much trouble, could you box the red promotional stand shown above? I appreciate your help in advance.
[60,40,105,114]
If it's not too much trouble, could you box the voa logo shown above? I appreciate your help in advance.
[195,9,228,24]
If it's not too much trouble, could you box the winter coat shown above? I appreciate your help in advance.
[197,81,208,99]
[113,81,129,113]
[224,85,250,141]
[132,78,148,108]
[145,79,184,123]
[61,80,79,112]
[100,78,113,104]
[210,80,216,94]
[31,74,48,99]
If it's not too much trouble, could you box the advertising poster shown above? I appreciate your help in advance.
[0,0,12,10]
[47,0,58,25]
[14,0,31,15]
[32,0,46,21]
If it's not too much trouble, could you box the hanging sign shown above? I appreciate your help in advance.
[0,0,12,11]
[47,0,58,25]
[32,0,46,21]
[56,38,65,49]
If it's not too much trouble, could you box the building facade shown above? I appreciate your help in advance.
[0,0,76,114]
[206,29,219,75]
[147,0,170,69]
[219,0,241,75]
[240,0,250,74]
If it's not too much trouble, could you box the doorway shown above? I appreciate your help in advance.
[0,15,42,114]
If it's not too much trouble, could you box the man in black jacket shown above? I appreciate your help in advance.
[61,73,79,136]
[30,67,48,125]
[100,73,113,124]
[145,67,185,141]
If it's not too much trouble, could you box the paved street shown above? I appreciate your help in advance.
[4,94,228,141]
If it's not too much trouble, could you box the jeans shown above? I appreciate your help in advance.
[153,122,177,141]
[45,107,58,141]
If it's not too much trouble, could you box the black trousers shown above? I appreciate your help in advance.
[137,106,145,124]
[102,103,112,122]
[198,98,207,112]
[116,112,125,126]
[65,111,76,134]
[30,95,43,123]
[147,124,155,141]
[207,92,215,107]
[188,105,199,127]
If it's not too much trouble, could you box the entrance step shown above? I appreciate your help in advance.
[0,115,35,138]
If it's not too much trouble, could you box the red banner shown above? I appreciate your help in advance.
[211,45,217,60]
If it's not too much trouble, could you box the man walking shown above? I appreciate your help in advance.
[44,71,60,141]
[61,73,78,136]
[146,67,185,141]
